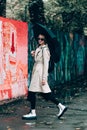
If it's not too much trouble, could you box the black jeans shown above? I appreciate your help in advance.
[27,91,59,109]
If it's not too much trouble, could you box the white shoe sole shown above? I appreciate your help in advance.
[22,116,37,120]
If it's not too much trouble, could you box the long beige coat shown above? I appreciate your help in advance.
[29,45,51,93]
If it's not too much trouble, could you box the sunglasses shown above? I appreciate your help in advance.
[38,38,45,41]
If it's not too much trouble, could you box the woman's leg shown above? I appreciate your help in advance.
[41,92,67,118]
[41,92,59,105]
[28,91,36,110]
[22,91,37,120]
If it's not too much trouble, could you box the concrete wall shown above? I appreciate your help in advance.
[0,17,28,101]
[0,1,29,101]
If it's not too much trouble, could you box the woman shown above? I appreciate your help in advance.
[22,33,67,120]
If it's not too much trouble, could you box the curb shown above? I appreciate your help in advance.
[0,96,27,107]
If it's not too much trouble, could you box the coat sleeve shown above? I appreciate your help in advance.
[42,48,50,80]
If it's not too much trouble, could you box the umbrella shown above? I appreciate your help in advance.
[32,23,61,63]
[32,23,56,41]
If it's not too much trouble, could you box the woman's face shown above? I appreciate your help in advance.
[38,34,46,46]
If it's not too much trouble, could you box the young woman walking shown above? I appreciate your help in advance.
[22,33,67,120]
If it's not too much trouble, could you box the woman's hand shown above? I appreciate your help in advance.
[31,50,35,57]
[42,79,46,85]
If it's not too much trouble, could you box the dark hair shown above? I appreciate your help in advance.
[38,33,47,43]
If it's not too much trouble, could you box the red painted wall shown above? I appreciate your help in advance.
[0,17,28,101]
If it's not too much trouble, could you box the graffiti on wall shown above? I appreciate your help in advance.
[0,17,28,101]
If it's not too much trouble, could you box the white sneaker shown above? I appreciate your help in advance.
[22,110,37,120]
[57,103,67,118]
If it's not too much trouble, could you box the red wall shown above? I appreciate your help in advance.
[0,17,28,101]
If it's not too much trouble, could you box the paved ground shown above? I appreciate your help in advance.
[0,91,87,130]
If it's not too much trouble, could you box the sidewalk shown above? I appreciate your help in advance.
[0,91,87,130]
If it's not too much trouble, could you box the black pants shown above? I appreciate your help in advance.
[27,91,59,109]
